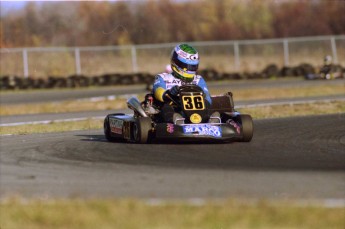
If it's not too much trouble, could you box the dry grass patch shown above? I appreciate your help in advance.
[0,119,103,135]
[0,98,131,116]
[0,198,343,229]
[211,84,345,101]
[239,101,345,119]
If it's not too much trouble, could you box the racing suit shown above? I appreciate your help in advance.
[152,73,212,123]
[152,72,212,105]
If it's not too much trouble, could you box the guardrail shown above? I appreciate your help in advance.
[1,35,344,78]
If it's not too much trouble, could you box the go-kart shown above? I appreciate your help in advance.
[104,84,253,143]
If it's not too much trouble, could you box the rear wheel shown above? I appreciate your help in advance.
[104,117,117,142]
[239,114,253,142]
[133,117,152,144]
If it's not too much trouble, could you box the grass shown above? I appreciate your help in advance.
[239,101,345,119]
[1,101,344,135]
[0,198,343,229]
[0,98,128,116]
[0,84,344,116]
[0,118,102,135]
[225,84,345,101]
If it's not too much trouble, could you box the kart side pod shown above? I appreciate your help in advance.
[127,97,148,118]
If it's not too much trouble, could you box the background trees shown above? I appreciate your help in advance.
[0,0,344,48]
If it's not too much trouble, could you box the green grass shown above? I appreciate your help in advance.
[0,198,343,229]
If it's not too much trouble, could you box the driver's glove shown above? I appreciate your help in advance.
[163,85,179,102]
[169,85,179,96]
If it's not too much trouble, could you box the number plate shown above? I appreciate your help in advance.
[182,95,205,110]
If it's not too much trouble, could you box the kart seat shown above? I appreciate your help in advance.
[210,93,235,113]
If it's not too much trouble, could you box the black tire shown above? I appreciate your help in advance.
[104,116,117,142]
[133,117,152,144]
[239,114,253,142]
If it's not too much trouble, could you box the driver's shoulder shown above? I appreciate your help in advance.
[156,72,173,79]
[195,74,203,80]
[193,74,206,83]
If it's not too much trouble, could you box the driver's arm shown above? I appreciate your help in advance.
[197,77,212,105]
[152,75,167,102]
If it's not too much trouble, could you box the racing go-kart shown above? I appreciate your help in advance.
[104,85,253,143]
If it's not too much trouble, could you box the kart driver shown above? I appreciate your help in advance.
[153,43,211,105]
[152,43,217,123]
[320,55,334,79]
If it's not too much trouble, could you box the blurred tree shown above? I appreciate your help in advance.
[323,0,345,35]
[111,2,134,45]
[0,0,344,47]
[212,0,243,40]
[132,1,170,44]
[230,0,273,39]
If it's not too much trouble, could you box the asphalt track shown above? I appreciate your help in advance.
[1,114,344,199]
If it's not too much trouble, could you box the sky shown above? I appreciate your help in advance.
[0,0,139,15]
[1,1,28,16]
[0,0,187,16]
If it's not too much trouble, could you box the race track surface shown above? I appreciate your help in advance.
[1,114,344,199]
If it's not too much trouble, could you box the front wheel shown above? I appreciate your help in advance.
[239,114,253,142]
[133,117,152,144]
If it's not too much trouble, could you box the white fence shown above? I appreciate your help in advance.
[1,35,344,78]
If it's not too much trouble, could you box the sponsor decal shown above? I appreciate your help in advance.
[183,124,222,138]
[228,120,241,134]
[190,113,202,124]
[176,50,198,61]
[167,123,174,133]
[175,46,199,62]
[164,75,200,88]
[171,79,182,85]
[178,50,188,58]
[110,119,123,134]
[166,79,182,89]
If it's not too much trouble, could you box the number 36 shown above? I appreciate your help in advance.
[182,96,205,110]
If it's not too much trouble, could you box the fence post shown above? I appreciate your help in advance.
[75,48,81,75]
[131,45,138,72]
[23,49,29,78]
[330,36,338,64]
[283,39,289,66]
[234,42,240,71]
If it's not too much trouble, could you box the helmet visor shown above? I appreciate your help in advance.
[172,52,198,72]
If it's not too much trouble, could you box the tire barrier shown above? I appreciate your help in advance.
[1,64,344,90]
